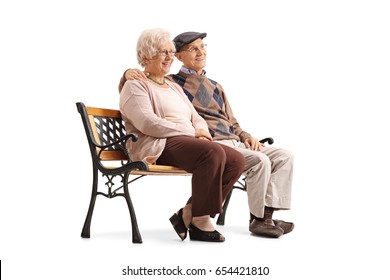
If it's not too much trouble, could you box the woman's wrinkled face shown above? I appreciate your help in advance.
[146,41,175,75]
[175,38,207,73]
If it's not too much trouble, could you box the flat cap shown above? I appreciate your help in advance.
[173,31,207,52]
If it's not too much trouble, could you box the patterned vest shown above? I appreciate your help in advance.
[168,71,250,141]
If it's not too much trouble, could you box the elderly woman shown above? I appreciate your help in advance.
[119,28,244,242]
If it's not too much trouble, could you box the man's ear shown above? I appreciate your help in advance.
[175,52,183,62]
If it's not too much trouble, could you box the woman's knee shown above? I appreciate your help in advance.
[197,141,227,164]
[221,146,245,172]
[209,143,228,162]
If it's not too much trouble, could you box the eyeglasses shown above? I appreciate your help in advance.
[156,50,176,56]
[182,44,207,53]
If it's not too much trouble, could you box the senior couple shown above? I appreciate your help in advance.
[119,28,294,242]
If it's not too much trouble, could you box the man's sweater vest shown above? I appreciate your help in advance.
[169,72,250,142]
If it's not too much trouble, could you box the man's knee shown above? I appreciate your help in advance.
[277,149,294,165]
[245,151,271,172]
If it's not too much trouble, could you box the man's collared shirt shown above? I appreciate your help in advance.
[180,66,206,76]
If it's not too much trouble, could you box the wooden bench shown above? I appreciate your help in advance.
[76,102,273,243]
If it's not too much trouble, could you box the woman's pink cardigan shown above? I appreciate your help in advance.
[119,79,209,164]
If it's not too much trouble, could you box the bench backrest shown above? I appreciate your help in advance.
[76,102,189,175]
[76,102,129,162]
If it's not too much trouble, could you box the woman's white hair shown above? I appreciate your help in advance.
[136,28,175,67]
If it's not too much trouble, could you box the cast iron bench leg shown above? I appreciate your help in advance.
[123,176,142,243]
[217,189,233,225]
[81,167,98,238]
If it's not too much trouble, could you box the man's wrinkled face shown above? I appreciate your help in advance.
[175,38,207,73]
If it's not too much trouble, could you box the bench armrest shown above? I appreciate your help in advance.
[259,137,274,145]
[96,133,138,161]
[95,133,138,150]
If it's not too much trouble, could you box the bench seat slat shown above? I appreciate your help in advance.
[132,164,190,175]
[105,164,190,175]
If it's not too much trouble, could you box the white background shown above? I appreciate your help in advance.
[1,0,389,279]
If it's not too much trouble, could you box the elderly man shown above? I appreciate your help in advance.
[119,31,294,238]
